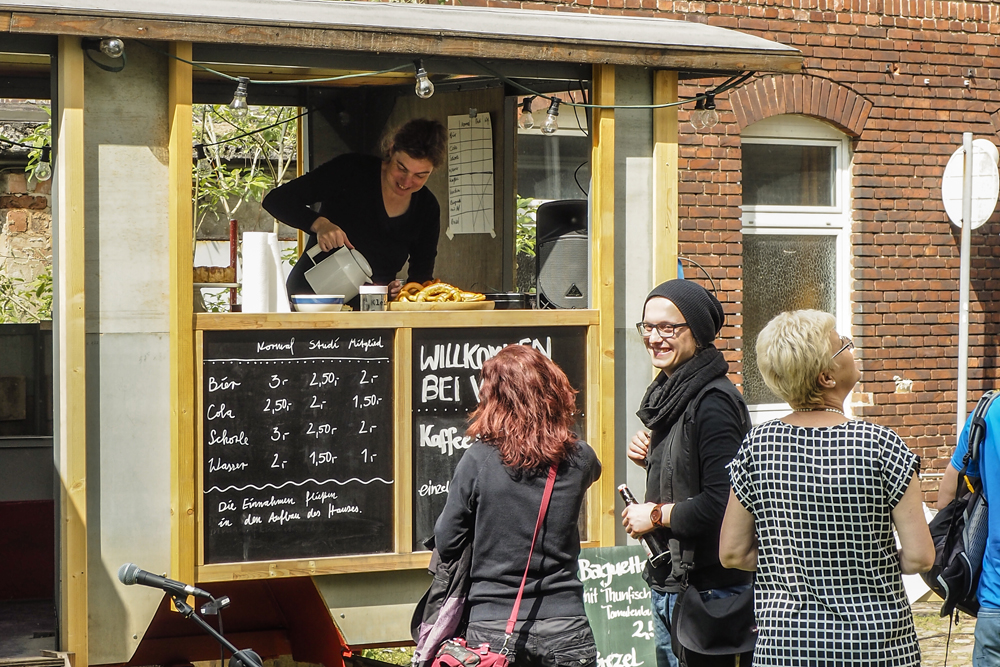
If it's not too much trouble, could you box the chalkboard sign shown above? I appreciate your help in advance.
[411,326,587,550]
[202,329,393,564]
[580,545,658,667]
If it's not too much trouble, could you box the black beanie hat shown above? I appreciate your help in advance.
[643,279,724,347]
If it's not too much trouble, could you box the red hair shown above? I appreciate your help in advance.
[466,344,579,470]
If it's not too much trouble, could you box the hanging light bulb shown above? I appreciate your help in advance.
[540,98,561,136]
[518,97,535,130]
[701,92,719,129]
[413,60,435,99]
[229,77,250,119]
[690,98,707,131]
[195,144,212,177]
[32,146,52,182]
[99,38,125,59]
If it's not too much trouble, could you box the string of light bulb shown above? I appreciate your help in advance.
[0,137,52,182]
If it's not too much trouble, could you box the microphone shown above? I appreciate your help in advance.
[118,562,213,599]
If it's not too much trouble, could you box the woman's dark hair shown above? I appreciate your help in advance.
[466,344,579,470]
[381,118,448,169]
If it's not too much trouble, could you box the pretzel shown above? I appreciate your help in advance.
[417,284,454,301]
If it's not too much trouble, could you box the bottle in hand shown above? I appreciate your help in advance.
[618,484,671,568]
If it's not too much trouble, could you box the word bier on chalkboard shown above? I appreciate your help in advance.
[411,326,587,551]
[580,545,657,667]
[202,329,393,564]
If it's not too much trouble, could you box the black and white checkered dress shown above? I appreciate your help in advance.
[728,419,921,666]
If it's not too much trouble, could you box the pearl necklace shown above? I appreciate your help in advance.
[793,407,846,416]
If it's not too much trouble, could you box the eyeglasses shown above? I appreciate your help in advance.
[832,336,854,359]
[636,321,689,339]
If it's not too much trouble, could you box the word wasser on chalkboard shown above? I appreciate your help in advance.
[202,329,393,564]
[411,326,587,551]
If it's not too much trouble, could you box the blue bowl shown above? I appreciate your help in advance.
[291,294,345,312]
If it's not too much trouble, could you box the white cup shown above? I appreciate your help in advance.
[359,285,388,312]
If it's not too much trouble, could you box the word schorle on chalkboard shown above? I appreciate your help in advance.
[201,329,395,564]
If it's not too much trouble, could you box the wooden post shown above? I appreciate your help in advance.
[55,35,88,665]
[590,64,616,544]
[653,71,679,285]
[169,41,196,587]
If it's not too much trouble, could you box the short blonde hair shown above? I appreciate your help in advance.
[756,309,837,409]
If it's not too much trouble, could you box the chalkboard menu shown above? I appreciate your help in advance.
[202,329,393,564]
[411,326,587,550]
[580,545,658,667]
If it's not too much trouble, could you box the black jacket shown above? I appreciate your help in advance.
[643,378,753,593]
[434,440,601,622]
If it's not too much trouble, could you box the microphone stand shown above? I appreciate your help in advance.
[171,595,263,667]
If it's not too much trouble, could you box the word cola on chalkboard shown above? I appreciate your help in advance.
[202,329,393,563]
[411,326,587,551]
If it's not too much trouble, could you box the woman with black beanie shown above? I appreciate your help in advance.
[621,279,753,667]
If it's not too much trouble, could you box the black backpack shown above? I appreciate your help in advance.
[922,389,997,618]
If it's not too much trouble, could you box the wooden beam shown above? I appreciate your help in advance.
[393,328,413,554]
[169,42,196,587]
[652,71,679,284]
[590,64,616,545]
[55,34,88,667]
[8,13,803,73]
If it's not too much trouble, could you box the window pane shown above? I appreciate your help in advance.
[742,235,837,405]
[517,134,591,200]
[742,144,835,207]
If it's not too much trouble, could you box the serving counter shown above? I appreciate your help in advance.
[193,309,602,582]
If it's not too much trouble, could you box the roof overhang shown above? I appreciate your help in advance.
[0,0,802,73]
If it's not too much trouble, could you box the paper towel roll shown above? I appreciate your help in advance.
[242,231,289,313]
[268,232,291,313]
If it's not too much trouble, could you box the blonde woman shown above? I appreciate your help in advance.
[719,309,934,666]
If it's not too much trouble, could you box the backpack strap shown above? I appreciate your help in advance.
[965,389,999,470]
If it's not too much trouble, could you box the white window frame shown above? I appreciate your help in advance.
[741,115,853,424]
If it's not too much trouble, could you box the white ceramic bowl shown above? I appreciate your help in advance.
[291,294,345,313]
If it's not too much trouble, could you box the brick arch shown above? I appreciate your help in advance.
[729,74,873,138]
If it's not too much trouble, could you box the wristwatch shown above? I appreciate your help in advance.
[650,503,667,528]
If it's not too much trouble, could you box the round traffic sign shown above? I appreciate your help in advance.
[942,138,1000,229]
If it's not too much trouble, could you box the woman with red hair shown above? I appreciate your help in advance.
[433,344,601,667]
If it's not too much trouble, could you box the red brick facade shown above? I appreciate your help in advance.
[435,0,1000,500]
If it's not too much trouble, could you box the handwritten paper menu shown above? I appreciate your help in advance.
[201,329,394,564]
[446,113,495,239]
[410,326,587,550]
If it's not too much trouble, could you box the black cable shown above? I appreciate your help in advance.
[678,256,718,294]
[573,161,588,197]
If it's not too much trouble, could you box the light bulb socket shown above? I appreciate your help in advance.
[40,146,52,163]
[545,98,561,116]
[520,97,535,115]
[234,77,250,97]
[704,92,716,110]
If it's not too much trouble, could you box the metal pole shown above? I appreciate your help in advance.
[957,132,973,433]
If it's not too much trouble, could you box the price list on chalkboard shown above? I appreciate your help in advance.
[201,329,394,564]
[411,326,587,551]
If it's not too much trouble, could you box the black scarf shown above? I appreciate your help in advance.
[636,346,729,433]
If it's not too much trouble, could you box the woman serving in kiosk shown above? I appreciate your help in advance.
[263,118,448,304]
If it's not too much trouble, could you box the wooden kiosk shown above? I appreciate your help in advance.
[0,2,800,665]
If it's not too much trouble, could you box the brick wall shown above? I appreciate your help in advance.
[0,170,51,282]
[427,0,1000,501]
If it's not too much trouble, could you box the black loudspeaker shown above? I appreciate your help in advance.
[536,199,588,309]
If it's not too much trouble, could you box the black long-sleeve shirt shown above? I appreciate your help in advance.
[262,153,440,294]
[434,440,601,622]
